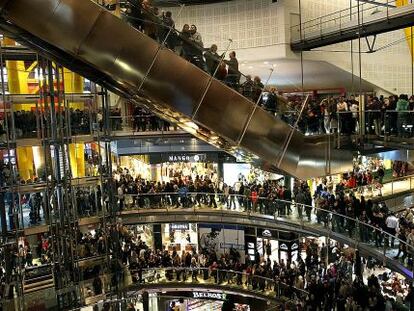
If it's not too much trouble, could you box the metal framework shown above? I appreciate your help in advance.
[0,41,123,309]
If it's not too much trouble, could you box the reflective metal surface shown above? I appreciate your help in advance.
[0,0,353,179]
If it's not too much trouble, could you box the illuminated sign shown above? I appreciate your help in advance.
[262,230,272,237]
[170,223,189,231]
[280,243,288,250]
[167,154,206,162]
[192,292,227,300]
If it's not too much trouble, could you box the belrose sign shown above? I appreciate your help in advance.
[192,292,227,300]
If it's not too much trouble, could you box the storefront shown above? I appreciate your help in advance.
[158,291,261,311]
[117,154,152,180]
[222,163,284,186]
[117,152,223,182]
[126,224,154,249]
[124,223,244,256]
[198,224,245,261]
[165,297,251,311]
[124,223,198,252]
[254,228,299,263]
[149,153,219,183]
[161,223,198,253]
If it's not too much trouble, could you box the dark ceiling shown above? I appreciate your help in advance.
[153,0,232,6]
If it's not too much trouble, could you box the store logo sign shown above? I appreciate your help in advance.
[280,243,288,250]
[169,155,191,162]
[262,230,272,237]
[167,154,206,162]
[192,292,227,300]
[170,223,189,231]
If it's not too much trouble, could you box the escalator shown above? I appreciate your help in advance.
[0,0,353,179]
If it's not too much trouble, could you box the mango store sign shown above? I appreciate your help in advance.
[192,292,227,300]
[167,153,206,162]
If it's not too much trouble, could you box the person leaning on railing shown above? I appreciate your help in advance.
[396,94,410,138]
[365,96,382,136]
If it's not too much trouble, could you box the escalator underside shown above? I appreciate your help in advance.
[0,0,353,179]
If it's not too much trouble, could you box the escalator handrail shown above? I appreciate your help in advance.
[119,0,267,91]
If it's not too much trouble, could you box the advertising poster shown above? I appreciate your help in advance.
[198,224,245,262]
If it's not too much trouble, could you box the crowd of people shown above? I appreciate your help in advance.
[101,0,414,139]
[131,106,175,132]
[106,0,280,115]
[75,220,412,311]
[9,95,414,142]
[109,167,414,270]
[282,94,414,137]
[12,108,92,138]
[3,164,414,309]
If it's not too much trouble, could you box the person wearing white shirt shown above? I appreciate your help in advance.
[385,213,398,247]
[337,97,349,135]
[349,102,359,133]
[118,185,124,210]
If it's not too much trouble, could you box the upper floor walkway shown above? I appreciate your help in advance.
[13,191,414,280]
[291,0,414,51]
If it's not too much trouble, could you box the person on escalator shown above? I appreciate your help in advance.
[126,0,144,31]
[141,0,158,40]
[263,87,278,116]
[161,11,176,49]
[253,76,264,104]
[224,51,240,89]
[189,24,203,48]
[180,24,192,60]
[204,44,220,76]
[188,25,205,69]
[241,75,254,100]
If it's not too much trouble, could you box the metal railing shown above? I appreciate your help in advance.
[115,192,414,277]
[10,266,307,309]
[79,267,307,304]
[290,0,401,42]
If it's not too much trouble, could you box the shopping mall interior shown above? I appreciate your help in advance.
[1,0,414,310]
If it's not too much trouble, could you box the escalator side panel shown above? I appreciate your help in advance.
[298,140,329,177]
[50,0,104,54]
[140,48,211,117]
[4,0,102,55]
[78,11,159,90]
[0,0,354,179]
[299,137,352,178]
[240,107,301,173]
[194,79,256,143]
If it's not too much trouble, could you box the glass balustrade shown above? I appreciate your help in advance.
[11,189,414,277]
[107,114,181,135]
[119,193,414,277]
[7,267,307,310]
[78,268,307,307]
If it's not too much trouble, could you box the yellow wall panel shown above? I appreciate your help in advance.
[16,146,34,181]
[69,143,85,178]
